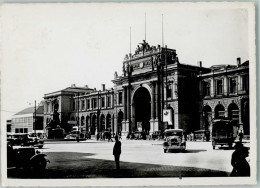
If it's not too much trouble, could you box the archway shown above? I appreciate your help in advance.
[86,116,90,132]
[202,105,212,130]
[81,116,85,127]
[117,110,123,133]
[100,114,105,132]
[228,103,239,122]
[133,87,151,132]
[91,115,97,135]
[106,114,112,131]
[214,104,225,119]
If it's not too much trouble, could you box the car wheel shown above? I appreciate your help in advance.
[164,149,167,153]
[32,157,47,171]
[213,146,215,150]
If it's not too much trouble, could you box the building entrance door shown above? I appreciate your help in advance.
[133,87,151,132]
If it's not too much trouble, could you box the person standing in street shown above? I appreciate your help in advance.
[238,130,244,143]
[113,135,121,170]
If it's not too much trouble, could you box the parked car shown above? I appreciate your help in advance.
[28,133,45,148]
[7,143,49,171]
[163,129,186,153]
[150,131,164,140]
[212,119,238,149]
[194,130,210,141]
[7,133,44,148]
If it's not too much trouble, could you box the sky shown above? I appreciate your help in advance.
[1,2,252,125]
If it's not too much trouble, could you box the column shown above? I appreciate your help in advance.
[224,76,228,96]
[210,78,214,97]
[151,81,155,120]
[127,85,131,131]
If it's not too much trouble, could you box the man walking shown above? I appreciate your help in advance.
[113,135,121,170]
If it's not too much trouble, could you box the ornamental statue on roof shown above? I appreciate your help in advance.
[135,40,156,55]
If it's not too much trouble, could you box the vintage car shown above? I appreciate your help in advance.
[150,131,164,140]
[7,143,49,171]
[212,119,238,149]
[163,129,186,153]
[7,133,44,148]
[194,130,210,141]
[28,133,45,148]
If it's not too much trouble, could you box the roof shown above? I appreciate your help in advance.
[14,105,44,116]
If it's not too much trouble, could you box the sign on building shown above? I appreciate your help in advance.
[163,109,173,125]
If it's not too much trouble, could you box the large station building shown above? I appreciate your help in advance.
[43,41,249,138]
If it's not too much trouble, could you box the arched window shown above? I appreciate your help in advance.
[214,104,225,119]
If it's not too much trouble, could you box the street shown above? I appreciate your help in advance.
[7,139,250,178]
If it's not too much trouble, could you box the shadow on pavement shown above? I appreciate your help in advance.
[8,152,229,179]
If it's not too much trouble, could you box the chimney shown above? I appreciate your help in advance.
[197,61,202,67]
[84,85,88,89]
[237,57,241,66]
[71,84,76,87]
[102,84,105,91]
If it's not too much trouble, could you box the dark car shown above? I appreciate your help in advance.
[163,129,186,153]
[7,143,49,171]
[7,133,44,148]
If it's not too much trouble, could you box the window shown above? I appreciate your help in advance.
[87,99,90,109]
[92,98,97,109]
[119,92,123,104]
[229,77,237,94]
[241,75,249,91]
[107,96,111,107]
[203,81,211,96]
[218,111,225,118]
[101,97,105,108]
[231,110,239,120]
[216,79,223,95]
[81,100,85,110]
[166,84,172,99]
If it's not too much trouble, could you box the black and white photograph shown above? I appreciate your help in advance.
[0,2,256,187]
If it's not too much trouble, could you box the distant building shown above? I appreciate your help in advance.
[43,41,250,137]
[43,84,94,136]
[11,103,44,133]
[6,120,11,132]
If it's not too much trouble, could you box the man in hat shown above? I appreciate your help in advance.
[113,135,121,170]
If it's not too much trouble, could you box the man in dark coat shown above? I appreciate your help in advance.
[231,143,250,176]
[113,135,121,170]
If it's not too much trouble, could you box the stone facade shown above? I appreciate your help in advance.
[198,59,249,135]
[43,42,250,137]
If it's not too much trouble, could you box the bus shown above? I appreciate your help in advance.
[212,119,238,149]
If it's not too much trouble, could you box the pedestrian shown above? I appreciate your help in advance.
[113,135,121,170]
[238,130,244,143]
[230,143,250,176]
[108,131,113,142]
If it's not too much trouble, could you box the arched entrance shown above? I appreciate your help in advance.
[117,110,123,133]
[100,114,105,132]
[202,105,212,130]
[133,87,151,132]
[106,114,112,131]
[91,115,97,135]
[214,104,225,119]
[86,116,90,132]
